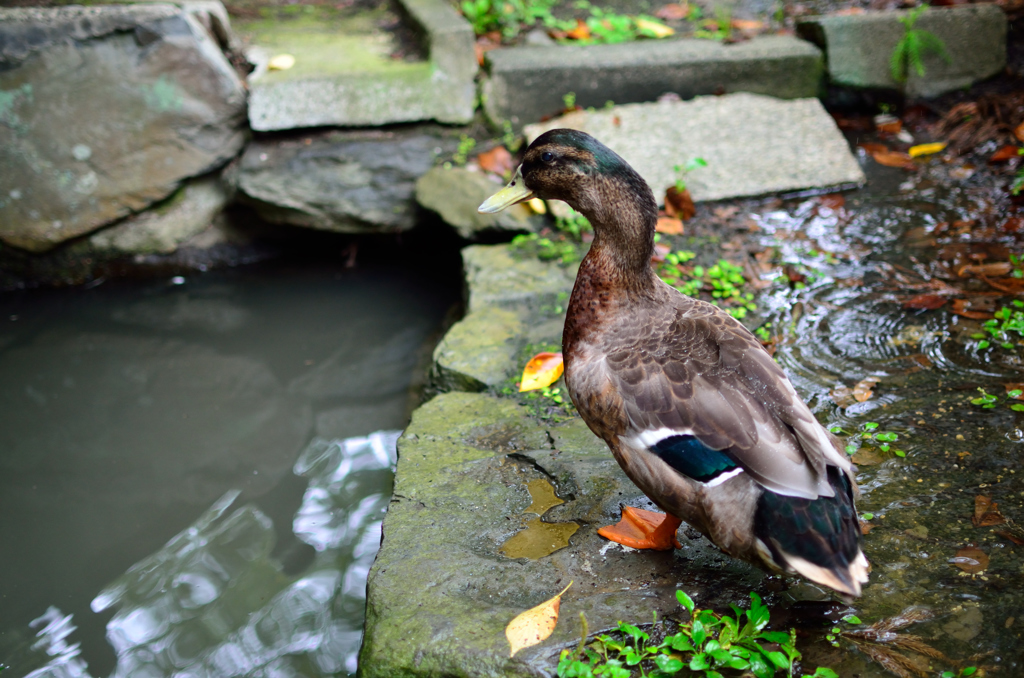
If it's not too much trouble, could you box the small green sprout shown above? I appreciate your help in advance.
[453,134,476,165]
[833,422,905,458]
[941,668,977,678]
[890,4,951,83]
[970,387,1024,411]
[673,157,708,192]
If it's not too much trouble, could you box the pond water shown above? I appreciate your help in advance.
[740,150,1024,676]
[0,255,459,677]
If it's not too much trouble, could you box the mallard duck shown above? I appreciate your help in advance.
[479,129,869,597]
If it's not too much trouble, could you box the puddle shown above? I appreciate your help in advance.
[500,478,578,559]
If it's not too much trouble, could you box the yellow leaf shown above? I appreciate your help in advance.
[635,18,674,38]
[908,142,947,158]
[506,581,572,657]
[268,54,296,71]
[519,352,563,392]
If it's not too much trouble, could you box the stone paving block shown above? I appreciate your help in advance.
[525,93,865,204]
[462,244,576,313]
[416,166,533,240]
[482,35,823,128]
[797,5,1007,97]
[432,306,524,392]
[246,0,476,131]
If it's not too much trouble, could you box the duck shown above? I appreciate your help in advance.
[478,129,869,597]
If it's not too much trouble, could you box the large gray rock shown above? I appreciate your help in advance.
[525,93,866,203]
[360,392,763,676]
[245,0,476,131]
[238,130,454,233]
[416,166,533,240]
[482,35,823,128]
[88,173,233,255]
[797,5,1007,97]
[0,4,247,253]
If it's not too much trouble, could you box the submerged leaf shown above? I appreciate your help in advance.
[950,546,988,574]
[506,581,572,656]
[972,495,1005,527]
[519,352,564,392]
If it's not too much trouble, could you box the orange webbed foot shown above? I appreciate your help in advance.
[598,506,682,550]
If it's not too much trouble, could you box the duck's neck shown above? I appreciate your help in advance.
[575,172,660,290]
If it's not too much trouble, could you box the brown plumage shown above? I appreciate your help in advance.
[479,129,868,597]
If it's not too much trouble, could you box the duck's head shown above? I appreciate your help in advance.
[477,129,656,227]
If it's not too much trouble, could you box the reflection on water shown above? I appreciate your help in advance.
[17,432,398,678]
[0,260,456,677]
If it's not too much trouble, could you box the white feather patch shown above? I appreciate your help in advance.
[624,427,694,450]
[703,467,744,487]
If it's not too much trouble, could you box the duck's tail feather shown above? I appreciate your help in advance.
[753,467,869,597]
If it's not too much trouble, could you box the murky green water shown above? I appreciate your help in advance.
[0,259,458,677]
[745,153,1024,676]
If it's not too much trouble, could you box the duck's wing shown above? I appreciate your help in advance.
[595,302,849,501]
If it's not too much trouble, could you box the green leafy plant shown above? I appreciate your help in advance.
[830,421,905,457]
[890,5,951,83]
[673,157,708,192]
[971,299,1024,350]
[461,0,560,38]
[657,254,757,319]
[970,387,1024,411]
[510,233,583,265]
[941,667,978,678]
[694,6,732,40]
[557,590,837,678]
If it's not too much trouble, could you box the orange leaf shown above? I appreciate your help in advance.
[566,18,590,40]
[664,186,695,220]
[989,144,1021,163]
[506,581,572,657]
[957,262,1013,278]
[902,294,947,310]
[950,298,994,320]
[818,193,845,210]
[478,146,514,177]
[871,149,916,170]
[519,352,564,392]
[1015,121,1024,143]
[655,216,684,235]
[950,546,988,574]
[973,495,1006,527]
[730,18,764,31]
[853,376,879,402]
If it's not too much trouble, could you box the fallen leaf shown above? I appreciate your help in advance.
[950,546,988,574]
[990,144,1022,163]
[995,526,1024,545]
[655,3,690,20]
[902,294,947,310]
[951,298,995,320]
[730,18,764,31]
[874,114,902,134]
[908,142,947,158]
[477,146,514,177]
[871,149,917,170]
[655,216,684,235]
[853,376,880,402]
[506,581,572,657]
[957,261,1013,278]
[566,18,590,40]
[1016,122,1024,143]
[1001,217,1024,233]
[852,447,886,466]
[834,7,865,14]
[268,54,296,70]
[635,17,674,38]
[519,352,564,392]
[664,186,695,220]
[818,193,845,210]
[783,264,806,284]
[860,520,875,535]
[973,495,1006,527]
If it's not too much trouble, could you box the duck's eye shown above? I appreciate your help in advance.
[541,151,554,163]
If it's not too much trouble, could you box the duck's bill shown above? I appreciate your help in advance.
[477,166,534,214]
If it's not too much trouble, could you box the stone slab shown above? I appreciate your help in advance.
[0,4,247,252]
[416,166,533,240]
[797,5,1007,97]
[245,0,476,130]
[525,93,866,204]
[360,391,763,677]
[482,35,823,128]
[432,305,524,392]
[462,244,577,314]
[237,128,454,233]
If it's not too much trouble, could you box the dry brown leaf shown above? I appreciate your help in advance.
[861,520,875,535]
[1015,121,1024,143]
[506,581,572,657]
[973,495,1006,527]
[853,376,880,402]
[872,149,917,170]
[951,298,995,320]
[958,261,1013,277]
[664,186,696,220]
[990,144,1022,163]
[852,447,886,466]
[477,146,514,177]
[830,387,856,408]
[995,526,1024,545]
[819,193,846,210]
[655,216,684,235]
[730,18,764,31]
[859,142,889,154]
[902,294,947,310]
[950,546,988,573]
[655,3,690,19]
[875,114,903,134]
